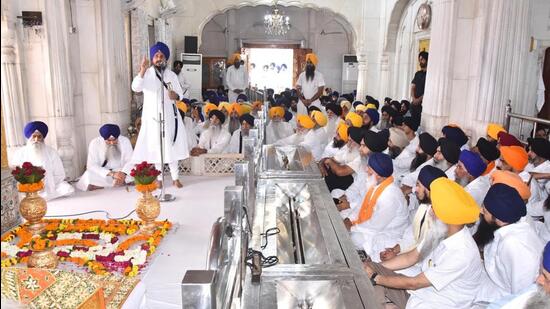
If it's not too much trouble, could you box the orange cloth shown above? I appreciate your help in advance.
[345,112,362,128]
[228,53,241,65]
[352,176,394,225]
[227,102,242,116]
[487,123,506,140]
[338,122,349,142]
[176,101,188,113]
[310,110,327,127]
[218,102,230,112]
[491,170,531,200]
[482,161,495,176]
[204,103,218,116]
[305,53,319,66]
[500,145,528,172]
[297,114,315,129]
[269,106,285,119]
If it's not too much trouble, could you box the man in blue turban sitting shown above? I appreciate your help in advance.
[10,121,74,200]
[75,124,134,191]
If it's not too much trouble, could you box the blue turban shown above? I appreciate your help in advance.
[459,150,487,178]
[368,152,393,177]
[365,109,380,126]
[99,124,121,140]
[483,183,526,224]
[149,42,170,60]
[544,242,550,272]
[284,110,293,122]
[275,96,289,107]
[182,98,191,104]
[418,165,447,189]
[442,125,468,147]
[237,94,249,102]
[24,121,48,139]
[208,94,220,105]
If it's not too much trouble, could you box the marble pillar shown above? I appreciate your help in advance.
[130,8,149,122]
[355,0,369,101]
[1,1,28,158]
[379,52,391,101]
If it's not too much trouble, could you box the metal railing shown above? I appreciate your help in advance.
[504,103,550,142]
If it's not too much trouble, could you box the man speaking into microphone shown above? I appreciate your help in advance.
[130,41,189,188]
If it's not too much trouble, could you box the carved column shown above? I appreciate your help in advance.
[355,0,369,101]
[129,7,149,122]
[1,1,28,159]
[379,52,391,101]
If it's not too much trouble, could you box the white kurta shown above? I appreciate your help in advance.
[321,142,342,159]
[131,67,189,164]
[324,117,340,144]
[11,144,74,201]
[349,182,409,262]
[75,136,134,191]
[183,116,198,149]
[226,65,248,103]
[176,71,191,98]
[295,71,325,115]
[227,129,247,153]
[333,145,361,175]
[266,121,294,145]
[393,134,419,181]
[406,227,483,309]
[475,219,543,303]
[525,160,550,218]
[299,127,328,161]
[198,127,231,154]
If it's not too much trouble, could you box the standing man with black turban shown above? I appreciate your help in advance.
[410,51,428,122]
[131,42,188,188]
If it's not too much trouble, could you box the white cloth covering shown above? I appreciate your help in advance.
[183,116,198,149]
[131,67,189,165]
[266,121,294,145]
[197,126,231,154]
[227,129,249,153]
[76,136,134,191]
[393,134,419,181]
[226,65,248,103]
[299,127,328,161]
[296,71,325,115]
[333,145,361,175]
[11,143,74,201]
[176,71,190,98]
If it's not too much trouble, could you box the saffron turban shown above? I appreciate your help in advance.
[418,165,447,190]
[487,123,506,140]
[239,113,255,127]
[368,152,393,177]
[204,103,218,117]
[345,112,362,128]
[500,146,528,172]
[218,102,230,112]
[149,42,170,60]
[355,104,367,112]
[297,114,315,129]
[490,170,531,200]
[459,150,487,178]
[269,106,285,119]
[209,110,226,124]
[338,122,349,142]
[228,53,241,65]
[176,101,188,113]
[310,110,327,127]
[227,102,242,116]
[305,53,318,66]
[430,177,480,225]
[483,183,526,224]
[24,121,48,139]
[99,124,120,140]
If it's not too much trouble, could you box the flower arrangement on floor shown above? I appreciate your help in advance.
[12,161,45,192]
[131,162,162,234]
[12,162,48,235]
[1,219,172,277]
[131,161,161,192]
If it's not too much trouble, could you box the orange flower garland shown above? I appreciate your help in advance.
[18,181,44,193]
[135,182,158,193]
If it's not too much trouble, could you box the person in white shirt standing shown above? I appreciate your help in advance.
[364,177,483,309]
[226,53,248,104]
[76,124,134,191]
[474,183,543,304]
[296,53,325,115]
[172,60,190,99]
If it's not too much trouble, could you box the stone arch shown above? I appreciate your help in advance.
[384,0,411,53]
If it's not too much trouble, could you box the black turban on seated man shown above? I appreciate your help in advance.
[239,113,255,127]
[209,110,226,124]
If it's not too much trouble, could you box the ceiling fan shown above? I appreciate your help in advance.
[320,29,344,36]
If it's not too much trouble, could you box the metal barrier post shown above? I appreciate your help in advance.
[504,102,512,131]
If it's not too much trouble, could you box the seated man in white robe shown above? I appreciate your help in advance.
[455,150,490,207]
[76,124,134,191]
[10,121,74,201]
[227,113,255,153]
[299,110,328,161]
[321,122,349,161]
[393,117,420,180]
[225,102,243,135]
[342,152,408,262]
[473,184,543,304]
[191,110,231,156]
[319,126,361,192]
[324,103,343,144]
[525,138,550,219]
[176,100,198,148]
[274,114,314,147]
[266,106,293,144]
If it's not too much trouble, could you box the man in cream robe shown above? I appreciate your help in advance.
[226,53,248,103]
[76,124,134,191]
[227,113,254,153]
[10,121,74,201]
[191,110,231,155]
[266,106,293,144]
[131,42,188,187]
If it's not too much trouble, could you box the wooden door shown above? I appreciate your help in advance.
[293,48,312,87]
[202,57,226,90]
[540,47,550,120]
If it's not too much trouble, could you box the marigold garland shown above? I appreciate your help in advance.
[135,182,158,193]
[18,181,45,193]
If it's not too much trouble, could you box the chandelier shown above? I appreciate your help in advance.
[264,5,290,36]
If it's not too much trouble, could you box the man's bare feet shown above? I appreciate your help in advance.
[173,179,183,188]
[88,185,104,191]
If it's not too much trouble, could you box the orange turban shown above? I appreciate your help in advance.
[487,123,506,140]
[305,53,319,66]
[176,101,188,113]
[240,103,252,114]
[227,102,242,116]
[204,103,218,116]
[228,53,241,65]
[491,170,531,200]
[310,110,327,127]
[345,112,362,128]
[269,106,285,119]
[252,101,263,110]
[218,102,230,112]
[500,146,528,172]
[338,122,349,142]
[297,114,315,129]
[430,177,480,225]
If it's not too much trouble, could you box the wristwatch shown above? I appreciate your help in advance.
[370,272,379,286]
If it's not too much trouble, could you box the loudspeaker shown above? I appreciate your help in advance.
[184,36,198,54]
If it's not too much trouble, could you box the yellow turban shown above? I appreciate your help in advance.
[227,102,242,116]
[355,104,367,112]
[240,103,252,114]
[297,114,315,129]
[491,170,531,200]
[430,177,480,225]
[500,146,528,172]
[340,100,352,111]
[345,112,362,128]
[305,53,319,66]
[218,102,230,112]
[269,106,285,119]
[338,122,349,142]
[176,101,188,113]
[366,104,377,110]
[310,110,327,127]
[204,103,218,116]
[487,123,506,140]
[228,53,241,65]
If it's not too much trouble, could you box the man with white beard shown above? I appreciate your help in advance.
[10,121,74,200]
[191,110,231,156]
[299,110,328,161]
[364,177,483,309]
[275,114,316,148]
[76,124,134,191]
[266,106,293,144]
[473,184,543,305]
[324,103,343,144]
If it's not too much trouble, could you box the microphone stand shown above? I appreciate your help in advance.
[156,64,176,202]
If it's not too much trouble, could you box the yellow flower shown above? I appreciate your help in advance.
[149,246,156,254]
[128,265,139,277]
[58,223,67,231]
[89,226,99,232]
[126,228,137,235]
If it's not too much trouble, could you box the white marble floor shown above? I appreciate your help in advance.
[47,175,234,308]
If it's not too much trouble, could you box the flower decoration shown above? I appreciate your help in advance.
[130,162,161,192]
[29,237,54,251]
[11,162,46,192]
